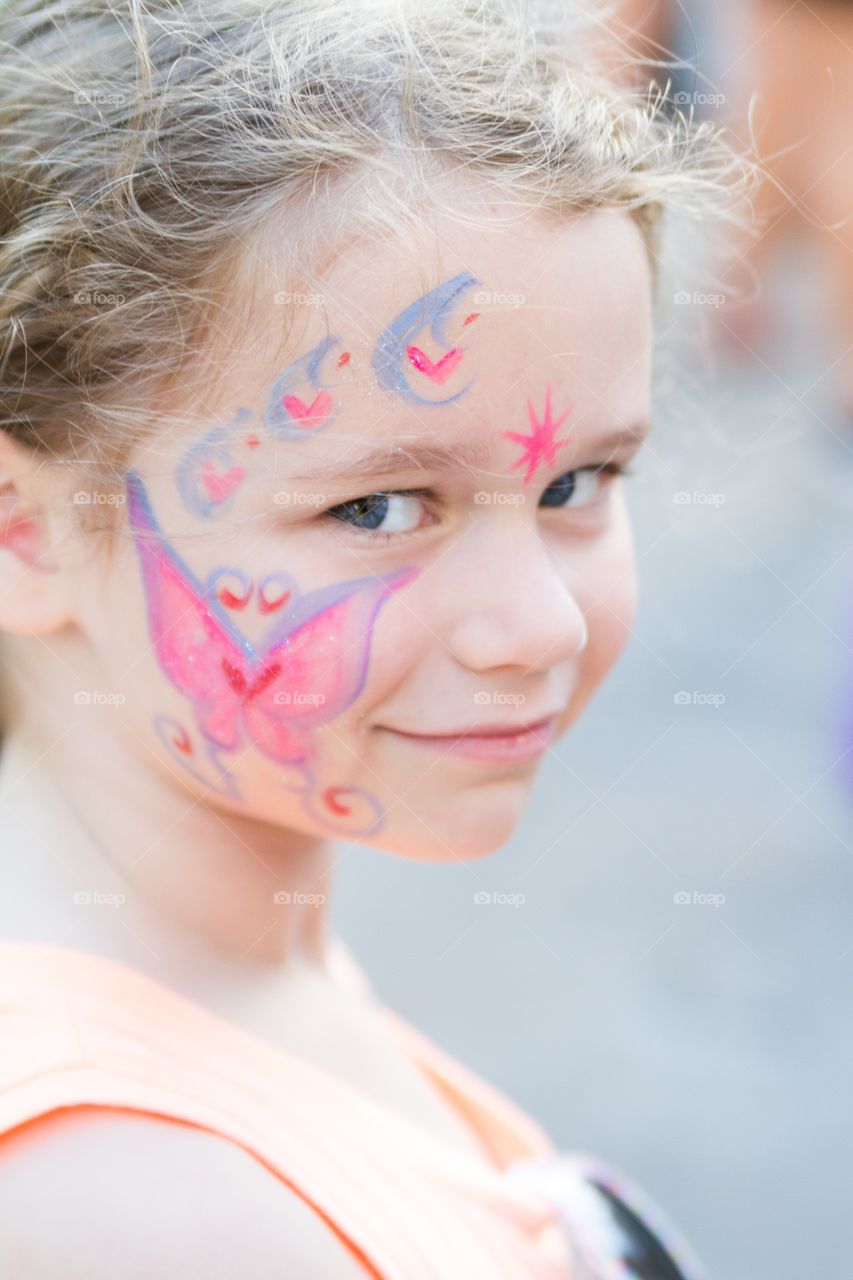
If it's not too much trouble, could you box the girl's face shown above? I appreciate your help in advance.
[78,205,652,860]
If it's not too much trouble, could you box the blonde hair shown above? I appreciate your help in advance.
[0,0,750,498]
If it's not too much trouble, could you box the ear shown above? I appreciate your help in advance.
[0,432,75,637]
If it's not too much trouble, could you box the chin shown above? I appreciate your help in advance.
[371,780,533,862]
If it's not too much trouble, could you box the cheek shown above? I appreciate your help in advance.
[558,516,638,733]
[585,564,637,677]
[328,602,422,732]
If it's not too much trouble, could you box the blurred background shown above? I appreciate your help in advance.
[334,3,853,1278]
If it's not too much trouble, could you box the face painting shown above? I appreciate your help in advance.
[264,333,348,439]
[371,269,481,406]
[156,269,493,830]
[126,466,417,835]
[502,385,575,485]
[106,206,650,860]
[174,409,255,519]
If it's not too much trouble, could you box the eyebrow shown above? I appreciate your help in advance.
[283,421,650,485]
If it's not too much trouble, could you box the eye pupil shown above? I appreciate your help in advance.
[334,493,389,529]
[540,471,576,508]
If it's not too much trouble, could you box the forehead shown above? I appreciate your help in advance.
[158,204,652,469]
[321,205,646,386]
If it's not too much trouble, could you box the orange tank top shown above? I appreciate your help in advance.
[0,939,574,1278]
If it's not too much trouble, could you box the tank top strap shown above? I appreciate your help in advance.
[0,941,573,1280]
[324,932,555,1166]
[377,1004,557,1166]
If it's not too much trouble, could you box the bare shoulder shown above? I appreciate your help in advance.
[0,1107,375,1279]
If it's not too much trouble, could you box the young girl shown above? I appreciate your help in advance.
[0,1,747,1274]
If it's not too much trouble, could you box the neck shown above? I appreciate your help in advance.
[0,706,337,1018]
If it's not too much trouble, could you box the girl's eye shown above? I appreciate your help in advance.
[326,489,432,539]
[539,461,633,509]
[323,463,634,541]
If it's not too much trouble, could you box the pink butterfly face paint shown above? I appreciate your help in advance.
[152,712,243,801]
[372,270,480,406]
[502,385,575,485]
[206,567,294,616]
[125,467,417,777]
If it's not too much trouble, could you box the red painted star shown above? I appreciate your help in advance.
[501,386,574,484]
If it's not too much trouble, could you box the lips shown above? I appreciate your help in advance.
[382,714,559,764]
[391,713,559,738]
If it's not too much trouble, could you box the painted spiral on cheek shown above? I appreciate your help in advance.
[155,714,385,836]
[273,762,385,836]
[304,781,386,837]
[321,785,385,836]
[152,714,243,800]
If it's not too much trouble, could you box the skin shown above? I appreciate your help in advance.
[0,203,651,1097]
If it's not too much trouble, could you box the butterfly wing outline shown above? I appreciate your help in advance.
[126,468,419,767]
[126,468,261,753]
[242,566,417,764]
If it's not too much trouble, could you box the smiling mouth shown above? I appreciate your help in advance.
[381,714,559,763]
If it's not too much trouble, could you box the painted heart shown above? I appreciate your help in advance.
[207,567,252,613]
[218,583,252,611]
[281,389,334,429]
[323,786,352,816]
[405,344,463,384]
[200,459,246,504]
[207,568,293,616]
[172,725,193,756]
[258,579,292,615]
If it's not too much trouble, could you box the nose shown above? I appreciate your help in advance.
[443,522,589,675]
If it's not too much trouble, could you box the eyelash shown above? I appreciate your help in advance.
[325,461,635,544]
